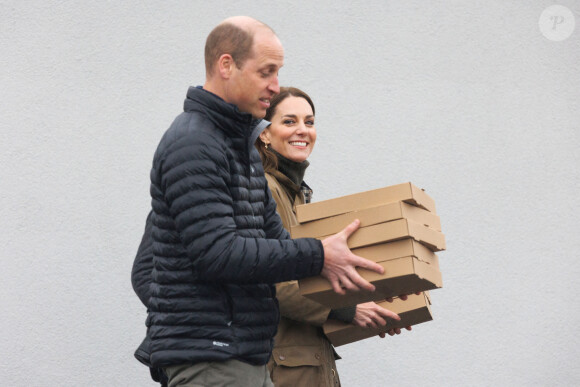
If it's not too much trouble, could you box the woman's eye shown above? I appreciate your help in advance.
[306,120,315,126]
[283,120,295,125]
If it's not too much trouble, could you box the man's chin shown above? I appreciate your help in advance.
[238,104,266,120]
[251,110,267,120]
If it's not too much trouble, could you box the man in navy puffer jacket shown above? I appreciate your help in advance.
[136,16,385,386]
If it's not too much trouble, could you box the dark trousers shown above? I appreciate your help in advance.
[164,359,274,387]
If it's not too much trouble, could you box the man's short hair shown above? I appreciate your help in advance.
[205,22,254,76]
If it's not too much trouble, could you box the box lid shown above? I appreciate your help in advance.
[295,182,437,223]
[351,238,439,265]
[319,218,446,252]
[291,201,441,239]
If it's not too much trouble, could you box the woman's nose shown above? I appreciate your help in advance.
[295,122,307,134]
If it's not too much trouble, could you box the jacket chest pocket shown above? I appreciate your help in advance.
[271,346,324,367]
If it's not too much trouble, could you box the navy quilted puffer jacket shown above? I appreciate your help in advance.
[146,86,324,367]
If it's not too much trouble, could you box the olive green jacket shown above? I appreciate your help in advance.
[265,171,341,387]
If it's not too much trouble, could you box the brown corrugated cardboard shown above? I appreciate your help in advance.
[319,218,446,252]
[323,292,433,347]
[295,182,436,223]
[351,238,439,265]
[290,201,441,239]
[299,255,442,308]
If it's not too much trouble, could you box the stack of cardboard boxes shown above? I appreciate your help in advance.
[290,182,444,346]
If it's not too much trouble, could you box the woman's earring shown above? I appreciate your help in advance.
[265,143,269,149]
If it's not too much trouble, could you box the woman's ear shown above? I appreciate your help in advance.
[259,129,271,145]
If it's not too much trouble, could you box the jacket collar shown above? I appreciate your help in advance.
[184,86,269,153]
[184,86,268,140]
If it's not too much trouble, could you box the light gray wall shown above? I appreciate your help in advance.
[1,1,578,386]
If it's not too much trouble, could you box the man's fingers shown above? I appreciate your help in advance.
[333,285,346,295]
[337,276,358,292]
[339,219,361,238]
[328,275,346,295]
[353,255,384,275]
[346,270,376,292]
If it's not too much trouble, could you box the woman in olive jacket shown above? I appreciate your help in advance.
[256,87,400,387]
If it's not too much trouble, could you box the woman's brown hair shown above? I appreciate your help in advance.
[255,87,316,172]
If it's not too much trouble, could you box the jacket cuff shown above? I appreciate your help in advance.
[313,239,324,274]
[328,306,357,324]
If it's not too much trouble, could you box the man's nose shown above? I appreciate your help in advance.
[269,76,280,94]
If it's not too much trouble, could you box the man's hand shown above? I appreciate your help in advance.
[321,220,384,294]
[352,302,400,330]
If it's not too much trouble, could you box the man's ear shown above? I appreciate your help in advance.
[218,54,235,79]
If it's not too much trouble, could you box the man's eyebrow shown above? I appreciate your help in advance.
[261,64,279,71]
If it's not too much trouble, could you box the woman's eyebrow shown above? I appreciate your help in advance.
[281,114,314,119]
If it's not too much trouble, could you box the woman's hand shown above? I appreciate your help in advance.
[352,302,400,330]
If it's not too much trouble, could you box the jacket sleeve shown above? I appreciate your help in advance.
[131,210,153,307]
[263,175,332,325]
[262,181,291,240]
[153,128,324,285]
[276,280,331,326]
